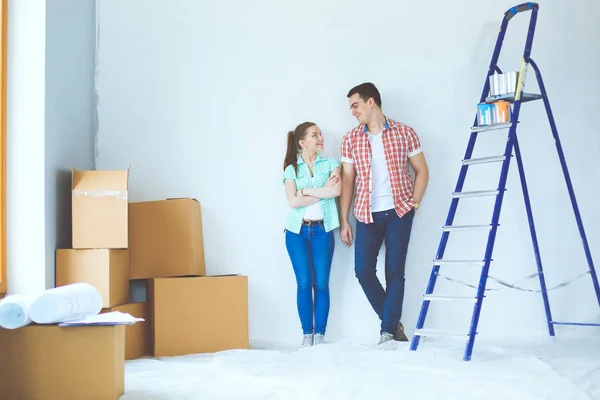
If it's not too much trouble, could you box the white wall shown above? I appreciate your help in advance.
[96,0,600,344]
[7,0,95,294]
[44,0,96,288]
[7,0,47,294]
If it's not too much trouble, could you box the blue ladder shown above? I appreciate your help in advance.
[409,2,600,361]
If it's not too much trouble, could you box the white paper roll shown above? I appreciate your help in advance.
[28,283,103,324]
[0,294,37,329]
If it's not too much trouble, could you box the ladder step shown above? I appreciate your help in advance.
[485,92,543,103]
[452,190,500,198]
[462,155,507,165]
[433,259,486,267]
[413,329,472,338]
[470,122,513,133]
[442,224,493,232]
[551,321,600,327]
[423,295,478,302]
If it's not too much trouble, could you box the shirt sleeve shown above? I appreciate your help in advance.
[340,134,354,164]
[282,165,297,184]
[329,158,341,172]
[406,126,423,157]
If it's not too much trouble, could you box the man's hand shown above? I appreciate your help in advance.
[339,162,356,246]
[340,222,353,246]
[409,153,429,206]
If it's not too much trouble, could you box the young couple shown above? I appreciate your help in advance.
[282,82,430,347]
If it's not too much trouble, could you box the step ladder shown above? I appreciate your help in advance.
[409,2,600,361]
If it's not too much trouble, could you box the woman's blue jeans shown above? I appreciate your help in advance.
[285,223,335,335]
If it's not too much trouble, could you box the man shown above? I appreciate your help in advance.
[339,82,429,345]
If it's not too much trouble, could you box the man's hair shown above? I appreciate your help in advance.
[347,82,382,108]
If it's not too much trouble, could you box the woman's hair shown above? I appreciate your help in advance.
[283,121,316,176]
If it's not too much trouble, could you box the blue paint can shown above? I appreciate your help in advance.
[477,103,494,126]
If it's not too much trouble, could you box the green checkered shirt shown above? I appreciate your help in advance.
[283,155,341,234]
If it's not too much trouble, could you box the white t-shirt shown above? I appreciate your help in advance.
[303,175,325,220]
[368,132,395,212]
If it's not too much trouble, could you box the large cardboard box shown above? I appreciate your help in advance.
[102,302,149,360]
[129,198,206,279]
[72,168,129,249]
[56,249,129,308]
[0,324,125,400]
[148,275,248,357]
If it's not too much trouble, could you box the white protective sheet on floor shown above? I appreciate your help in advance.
[121,334,600,400]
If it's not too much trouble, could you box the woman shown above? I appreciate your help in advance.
[283,121,341,347]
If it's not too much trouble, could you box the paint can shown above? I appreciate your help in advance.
[494,101,511,123]
[477,103,494,125]
[505,71,519,94]
[497,74,508,95]
[488,74,499,97]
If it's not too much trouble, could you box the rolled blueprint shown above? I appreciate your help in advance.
[28,283,103,324]
[0,294,37,329]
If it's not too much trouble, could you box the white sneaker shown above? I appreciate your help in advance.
[378,332,394,346]
[313,333,324,345]
[301,334,314,347]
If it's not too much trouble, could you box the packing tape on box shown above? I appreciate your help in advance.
[72,190,128,200]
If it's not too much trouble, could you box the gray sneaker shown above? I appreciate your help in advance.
[301,334,314,347]
[394,321,409,342]
[313,333,324,345]
[378,332,394,345]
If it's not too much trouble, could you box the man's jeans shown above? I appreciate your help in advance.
[355,208,415,335]
[285,223,335,335]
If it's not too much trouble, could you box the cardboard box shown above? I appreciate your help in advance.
[102,302,149,360]
[72,168,129,249]
[0,324,125,400]
[56,249,129,308]
[129,198,206,279]
[148,275,248,357]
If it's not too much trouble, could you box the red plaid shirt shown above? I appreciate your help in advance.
[341,116,422,224]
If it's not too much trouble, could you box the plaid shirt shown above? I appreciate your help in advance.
[341,117,422,224]
[283,155,341,234]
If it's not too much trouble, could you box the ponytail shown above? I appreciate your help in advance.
[283,131,298,176]
[283,122,316,177]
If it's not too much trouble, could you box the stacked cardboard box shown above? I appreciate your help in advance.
[129,198,249,357]
[56,168,149,361]
[0,325,125,400]
[57,169,249,359]
[1,170,249,399]
[0,169,132,399]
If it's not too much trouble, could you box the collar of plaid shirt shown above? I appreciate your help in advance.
[362,117,390,133]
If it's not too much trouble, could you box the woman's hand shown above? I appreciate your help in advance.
[325,175,339,187]
[295,168,342,200]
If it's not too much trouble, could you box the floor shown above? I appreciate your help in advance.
[121,334,600,400]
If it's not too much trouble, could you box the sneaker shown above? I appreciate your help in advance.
[301,333,314,347]
[394,321,409,342]
[378,332,394,345]
[313,333,324,345]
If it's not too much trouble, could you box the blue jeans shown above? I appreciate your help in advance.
[355,208,415,335]
[285,223,335,335]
